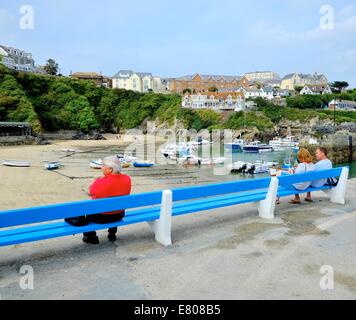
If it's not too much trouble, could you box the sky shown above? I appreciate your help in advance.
[0,0,356,86]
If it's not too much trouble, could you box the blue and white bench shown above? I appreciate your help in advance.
[0,167,349,248]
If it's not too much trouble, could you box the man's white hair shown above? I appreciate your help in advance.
[102,156,121,174]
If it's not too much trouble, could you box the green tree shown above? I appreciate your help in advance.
[331,81,349,93]
[44,59,59,76]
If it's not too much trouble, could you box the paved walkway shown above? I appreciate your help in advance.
[1,180,356,299]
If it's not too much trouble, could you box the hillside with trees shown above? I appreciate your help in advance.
[0,65,355,136]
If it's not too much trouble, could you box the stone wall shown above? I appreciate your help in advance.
[300,132,356,164]
[0,136,36,146]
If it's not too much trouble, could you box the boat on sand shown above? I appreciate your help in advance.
[2,160,31,167]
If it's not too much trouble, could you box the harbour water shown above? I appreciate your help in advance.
[188,143,356,181]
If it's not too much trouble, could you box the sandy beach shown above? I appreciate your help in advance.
[0,135,223,211]
[0,136,162,211]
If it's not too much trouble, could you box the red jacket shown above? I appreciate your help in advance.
[89,174,132,215]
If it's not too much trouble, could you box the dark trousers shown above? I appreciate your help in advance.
[83,212,125,238]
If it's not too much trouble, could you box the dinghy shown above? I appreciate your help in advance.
[2,160,31,167]
[133,161,155,168]
[89,159,103,169]
[60,148,76,153]
[44,162,61,170]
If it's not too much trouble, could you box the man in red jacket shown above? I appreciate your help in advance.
[83,156,132,244]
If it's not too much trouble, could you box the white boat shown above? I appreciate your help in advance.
[178,155,225,166]
[44,162,61,170]
[89,159,103,169]
[244,162,270,174]
[224,139,244,152]
[255,160,279,167]
[161,143,194,158]
[116,154,137,163]
[200,157,226,165]
[269,136,299,149]
[243,141,274,153]
[60,148,76,153]
[187,138,213,146]
[2,160,31,167]
[230,161,248,173]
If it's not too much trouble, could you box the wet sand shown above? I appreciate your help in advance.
[0,135,223,210]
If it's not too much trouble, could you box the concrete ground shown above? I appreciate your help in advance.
[1,180,356,300]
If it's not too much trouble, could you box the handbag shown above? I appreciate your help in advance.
[65,216,89,227]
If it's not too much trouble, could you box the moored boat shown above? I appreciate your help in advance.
[244,162,270,174]
[133,161,155,168]
[44,162,61,170]
[230,161,248,173]
[269,136,299,149]
[243,141,274,153]
[224,139,244,152]
[2,160,31,167]
[89,159,103,169]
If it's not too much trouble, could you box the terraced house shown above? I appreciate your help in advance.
[169,73,250,94]
[0,44,39,73]
[111,70,165,93]
[280,72,328,90]
[182,91,245,111]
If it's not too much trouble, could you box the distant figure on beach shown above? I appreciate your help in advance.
[277,148,315,205]
[305,147,333,202]
[83,156,131,244]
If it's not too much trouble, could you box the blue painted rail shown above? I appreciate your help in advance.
[0,167,349,248]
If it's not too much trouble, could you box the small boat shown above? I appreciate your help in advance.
[44,162,61,170]
[133,161,155,168]
[255,160,279,167]
[2,160,31,167]
[224,139,244,152]
[243,141,274,153]
[230,161,248,173]
[161,143,195,158]
[188,137,213,146]
[60,148,76,153]
[116,154,137,163]
[244,162,270,175]
[200,157,226,165]
[269,136,299,149]
[89,159,103,169]
[178,155,225,166]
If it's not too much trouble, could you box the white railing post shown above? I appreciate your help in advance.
[148,190,172,246]
[259,177,279,220]
[324,167,349,205]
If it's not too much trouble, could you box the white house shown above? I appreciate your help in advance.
[329,99,356,111]
[112,70,165,93]
[300,84,332,95]
[182,92,246,111]
[0,44,39,73]
[236,86,274,100]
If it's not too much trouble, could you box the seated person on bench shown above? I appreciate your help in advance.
[306,147,333,202]
[277,148,315,204]
[83,156,132,245]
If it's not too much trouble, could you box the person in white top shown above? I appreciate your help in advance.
[306,147,333,202]
[277,148,315,204]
